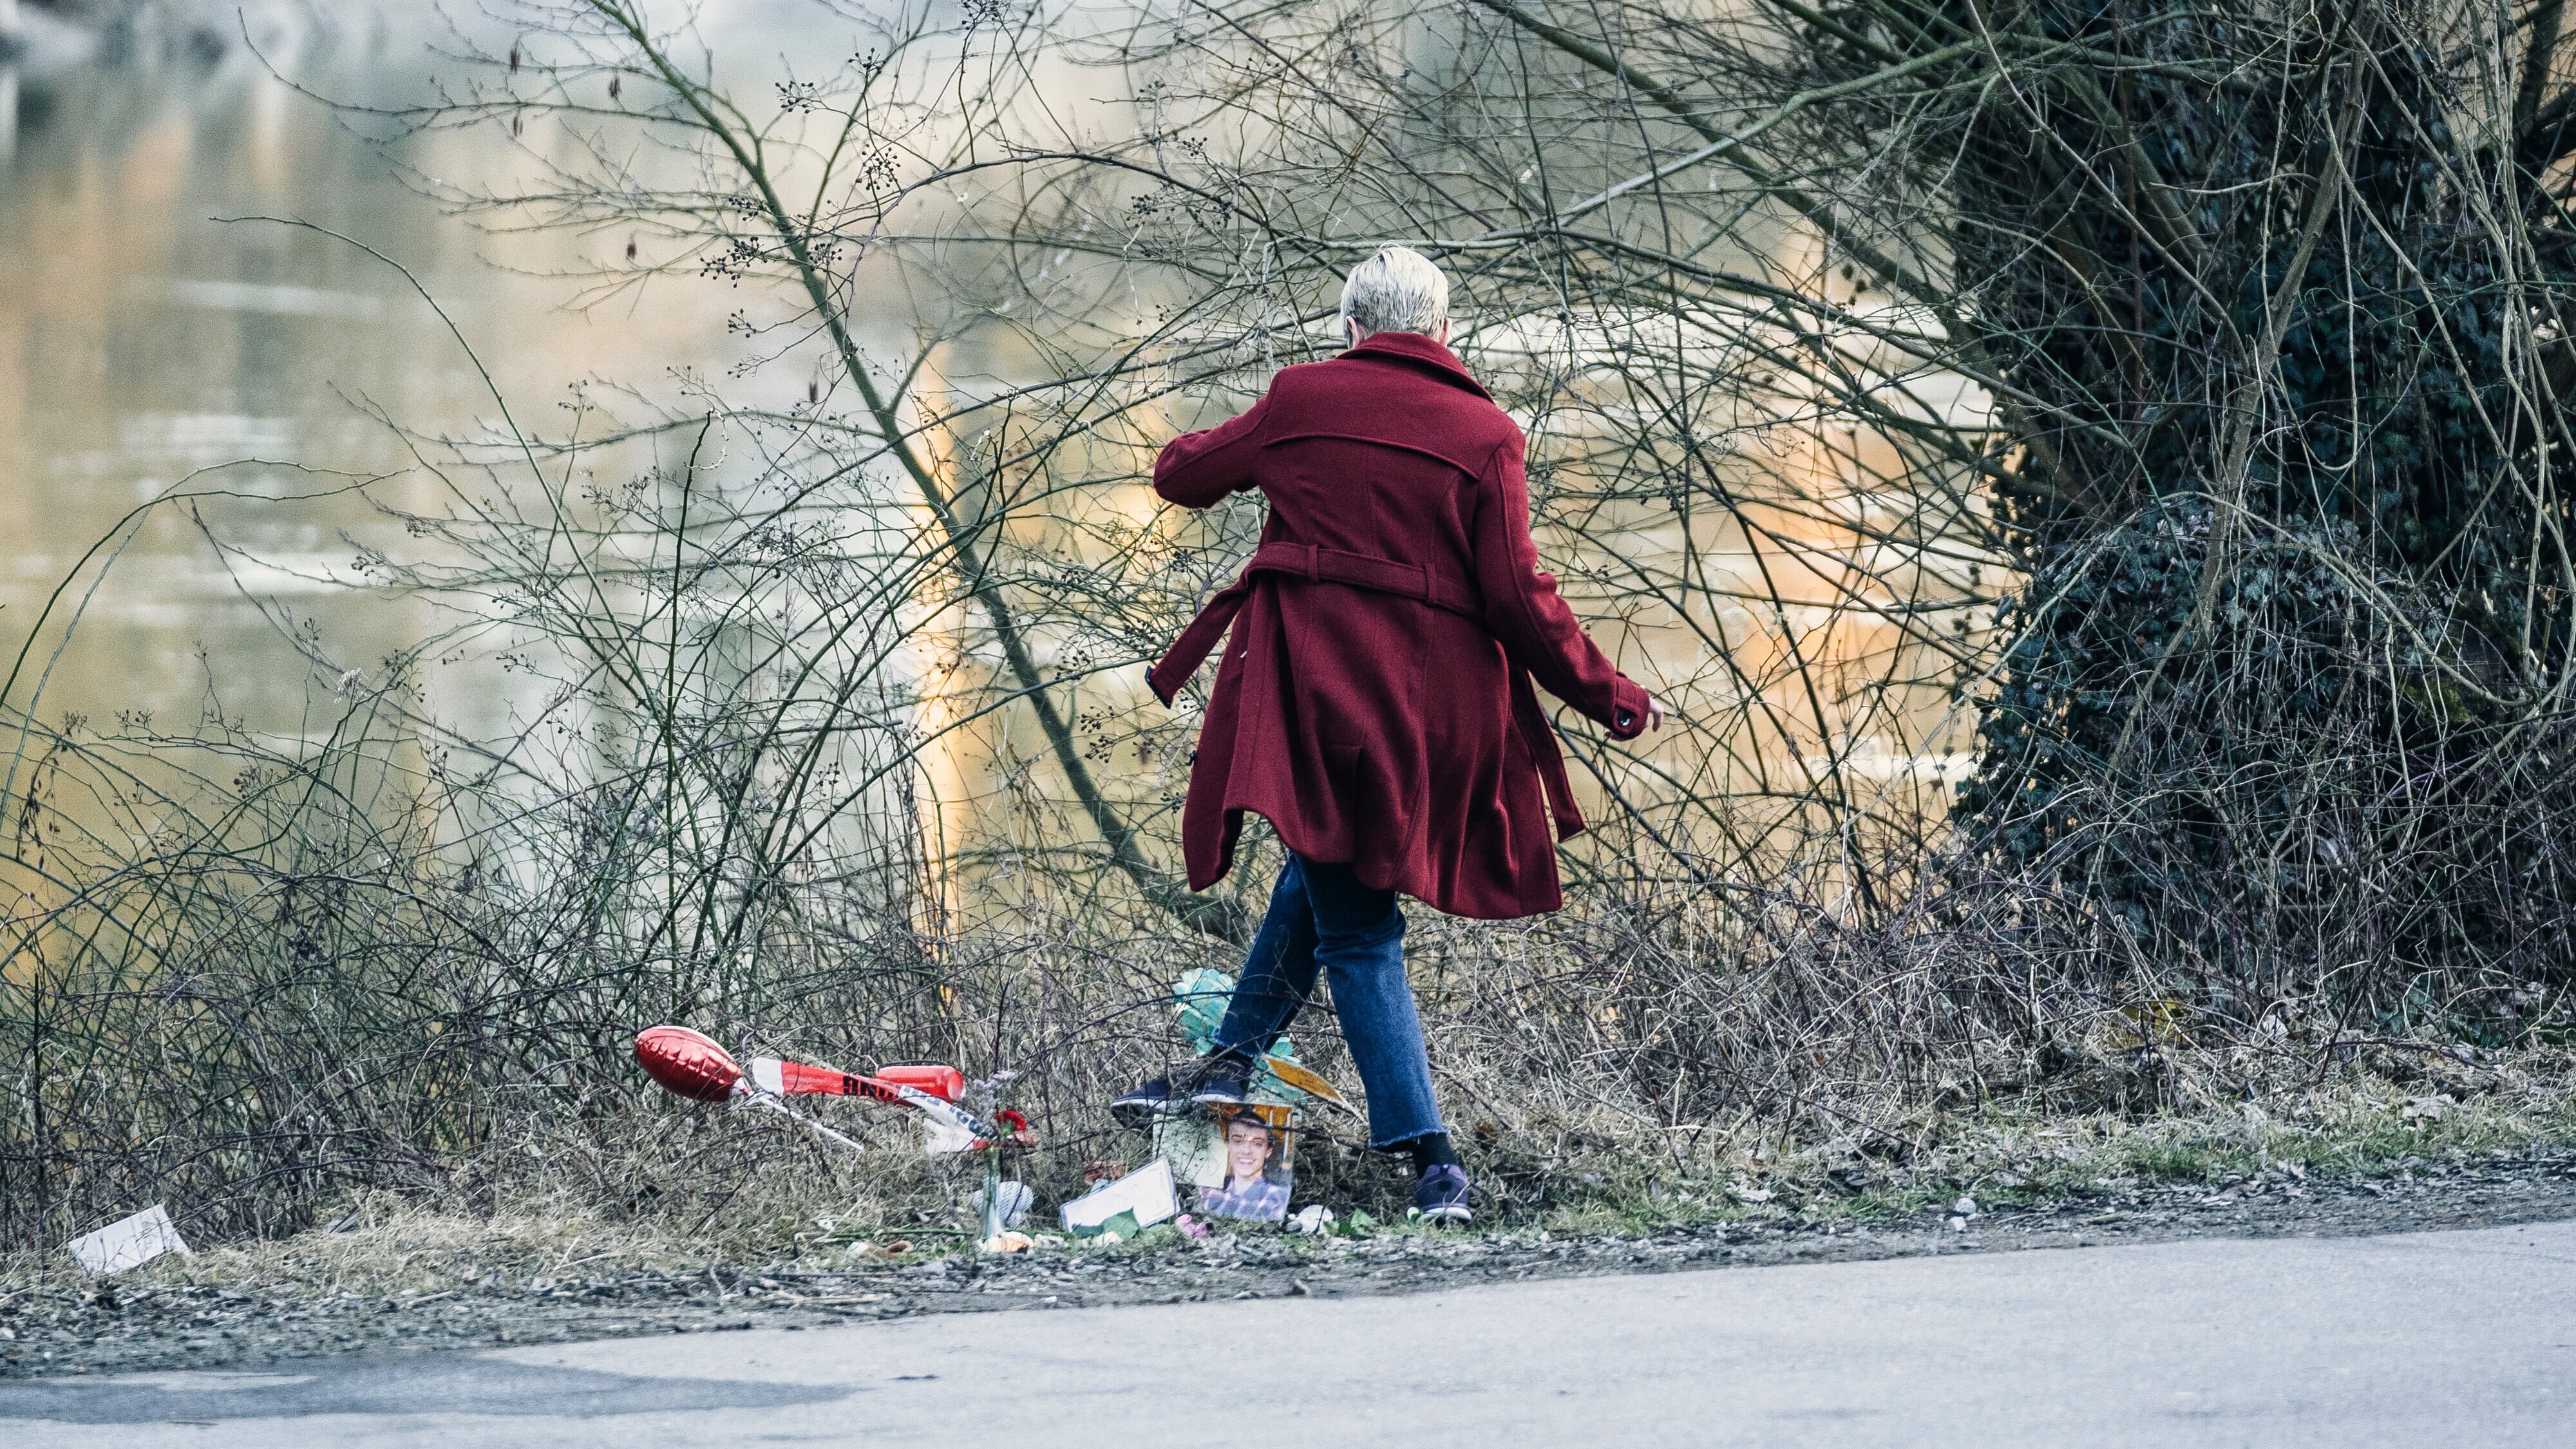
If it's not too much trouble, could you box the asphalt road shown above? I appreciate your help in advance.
[5,1220,2571,1447]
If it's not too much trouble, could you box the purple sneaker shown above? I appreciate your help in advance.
[1412,1164,1472,1224]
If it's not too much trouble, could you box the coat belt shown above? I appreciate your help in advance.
[1148,541,1588,841]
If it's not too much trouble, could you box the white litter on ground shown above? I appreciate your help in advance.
[68,1205,191,1276]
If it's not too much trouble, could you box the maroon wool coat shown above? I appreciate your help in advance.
[1146,330,1651,920]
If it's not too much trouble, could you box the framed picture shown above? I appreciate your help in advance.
[1193,1105,1294,1223]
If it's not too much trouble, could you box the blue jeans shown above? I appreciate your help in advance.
[1208,854,1445,1150]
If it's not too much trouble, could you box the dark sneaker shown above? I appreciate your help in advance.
[1412,1164,1472,1224]
[1185,1054,1252,1108]
[1109,1075,1183,1129]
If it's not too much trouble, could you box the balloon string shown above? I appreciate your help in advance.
[736,1092,866,1155]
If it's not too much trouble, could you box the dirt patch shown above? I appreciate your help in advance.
[8,1144,2575,1378]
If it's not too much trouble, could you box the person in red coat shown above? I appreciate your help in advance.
[1112,247,1664,1221]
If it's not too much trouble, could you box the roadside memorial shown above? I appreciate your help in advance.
[1145,970,1350,1225]
[633,1026,1037,1252]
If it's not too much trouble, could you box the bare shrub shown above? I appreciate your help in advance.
[10,0,2576,1253]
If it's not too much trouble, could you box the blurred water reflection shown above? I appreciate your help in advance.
[0,4,753,741]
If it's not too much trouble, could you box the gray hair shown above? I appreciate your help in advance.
[1339,246,1450,337]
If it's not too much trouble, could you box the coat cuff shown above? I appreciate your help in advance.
[1604,677,1653,741]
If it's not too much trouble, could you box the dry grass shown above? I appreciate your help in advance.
[10,1042,2570,1299]
[14,0,2576,1264]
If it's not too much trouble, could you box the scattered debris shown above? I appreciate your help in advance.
[68,1208,191,1278]
[19,1149,2576,1379]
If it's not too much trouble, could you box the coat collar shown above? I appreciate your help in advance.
[1338,330,1492,401]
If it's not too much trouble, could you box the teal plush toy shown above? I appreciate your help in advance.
[1171,969,1306,1108]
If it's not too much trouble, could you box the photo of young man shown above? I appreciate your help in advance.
[1195,1110,1291,1222]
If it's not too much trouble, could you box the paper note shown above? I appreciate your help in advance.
[1061,1158,1177,1235]
[68,1205,191,1276]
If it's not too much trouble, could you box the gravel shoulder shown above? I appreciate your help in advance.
[9,1144,2575,1379]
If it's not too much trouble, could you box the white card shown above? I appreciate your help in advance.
[68,1204,191,1276]
[1059,1158,1177,1233]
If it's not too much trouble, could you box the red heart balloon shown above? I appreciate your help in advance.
[634,1025,743,1102]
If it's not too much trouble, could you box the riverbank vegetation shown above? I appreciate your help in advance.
[8,0,2576,1253]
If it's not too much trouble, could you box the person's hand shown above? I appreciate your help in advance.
[1644,696,1669,731]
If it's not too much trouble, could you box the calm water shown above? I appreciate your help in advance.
[0,1,1972,815]
[0,4,797,742]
